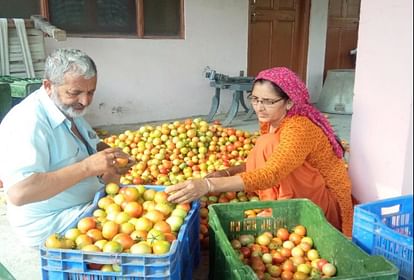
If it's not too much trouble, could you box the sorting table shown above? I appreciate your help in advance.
[207,78,255,126]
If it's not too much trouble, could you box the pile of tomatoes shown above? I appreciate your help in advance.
[44,183,192,263]
[230,224,337,280]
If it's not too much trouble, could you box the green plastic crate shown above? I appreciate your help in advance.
[10,79,42,98]
[0,262,15,280]
[208,199,399,280]
[0,82,12,120]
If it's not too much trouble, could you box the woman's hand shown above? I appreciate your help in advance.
[205,169,231,178]
[165,179,210,204]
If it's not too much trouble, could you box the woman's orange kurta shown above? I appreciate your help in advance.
[240,116,353,236]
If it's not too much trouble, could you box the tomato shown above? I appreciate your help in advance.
[165,215,184,232]
[153,221,172,233]
[115,157,129,168]
[322,263,337,277]
[130,241,152,254]
[120,222,135,235]
[75,234,93,249]
[317,258,328,271]
[130,230,148,242]
[81,244,101,252]
[86,228,104,242]
[64,228,81,241]
[152,240,171,254]
[256,234,271,246]
[102,221,120,240]
[293,225,307,237]
[113,233,135,250]
[289,233,302,245]
[163,232,177,243]
[134,217,153,232]
[115,211,131,224]
[281,259,295,272]
[276,228,290,241]
[145,210,165,224]
[45,233,63,249]
[62,238,75,249]
[261,253,273,264]
[105,182,120,195]
[123,201,143,218]
[100,264,114,272]
[88,263,103,270]
[297,263,311,275]
[146,229,166,245]
[77,217,96,233]
[292,271,308,280]
[94,239,108,250]
[171,208,187,219]
[307,249,320,261]
[281,270,293,280]
[154,191,169,204]
[98,196,114,210]
[143,189,156,201]
[124,187,140,202]
[102,240,123,253]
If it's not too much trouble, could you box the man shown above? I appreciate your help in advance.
[0,48,133,246]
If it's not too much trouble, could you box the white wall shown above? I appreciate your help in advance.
[45,0,249,126]
[306,0,329,103]
[349,0,413,202]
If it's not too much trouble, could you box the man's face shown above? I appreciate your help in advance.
[45,73,97,118]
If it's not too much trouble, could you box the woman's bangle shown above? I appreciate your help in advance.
[204,178,213,193]
[223,169,231,176]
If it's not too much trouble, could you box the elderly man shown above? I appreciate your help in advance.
[0,48,133,246]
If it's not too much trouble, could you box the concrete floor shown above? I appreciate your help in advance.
[0,111,351,280]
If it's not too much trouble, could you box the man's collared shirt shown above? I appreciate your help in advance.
[0,87,102,246]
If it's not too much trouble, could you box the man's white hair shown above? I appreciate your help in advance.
[44,48,97,85]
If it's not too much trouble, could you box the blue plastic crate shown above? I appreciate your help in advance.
[40,185,200,280]
[352,195,413,280]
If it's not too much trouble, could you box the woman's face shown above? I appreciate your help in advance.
[251,80,292,126]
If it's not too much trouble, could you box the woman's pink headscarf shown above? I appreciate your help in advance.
[255,67,344,158]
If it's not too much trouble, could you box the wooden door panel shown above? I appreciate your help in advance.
[271,21,295,67]
[324,0,360,77]
[248,0,309,79]
[249,22,273,72]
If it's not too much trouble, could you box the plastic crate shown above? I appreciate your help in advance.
[352,195,413,280]
[208,199,399,280]
[0,262,15,280]
[0,82,12,120]
[40,185,200,280]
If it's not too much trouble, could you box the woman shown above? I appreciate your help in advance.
[166,67,353,236]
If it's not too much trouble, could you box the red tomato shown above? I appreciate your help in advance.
[77,217,96,233]
[277,228,290,241]
[293,225,307,236]
[123,201,143,218]
[113,233,135,250]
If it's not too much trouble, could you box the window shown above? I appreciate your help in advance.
[40,0,184,38]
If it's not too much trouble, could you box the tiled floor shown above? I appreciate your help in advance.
[0,111,351,280]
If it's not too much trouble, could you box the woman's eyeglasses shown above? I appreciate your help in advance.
[248,95,284,107]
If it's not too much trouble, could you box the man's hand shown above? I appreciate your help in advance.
[112,148,136,175]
